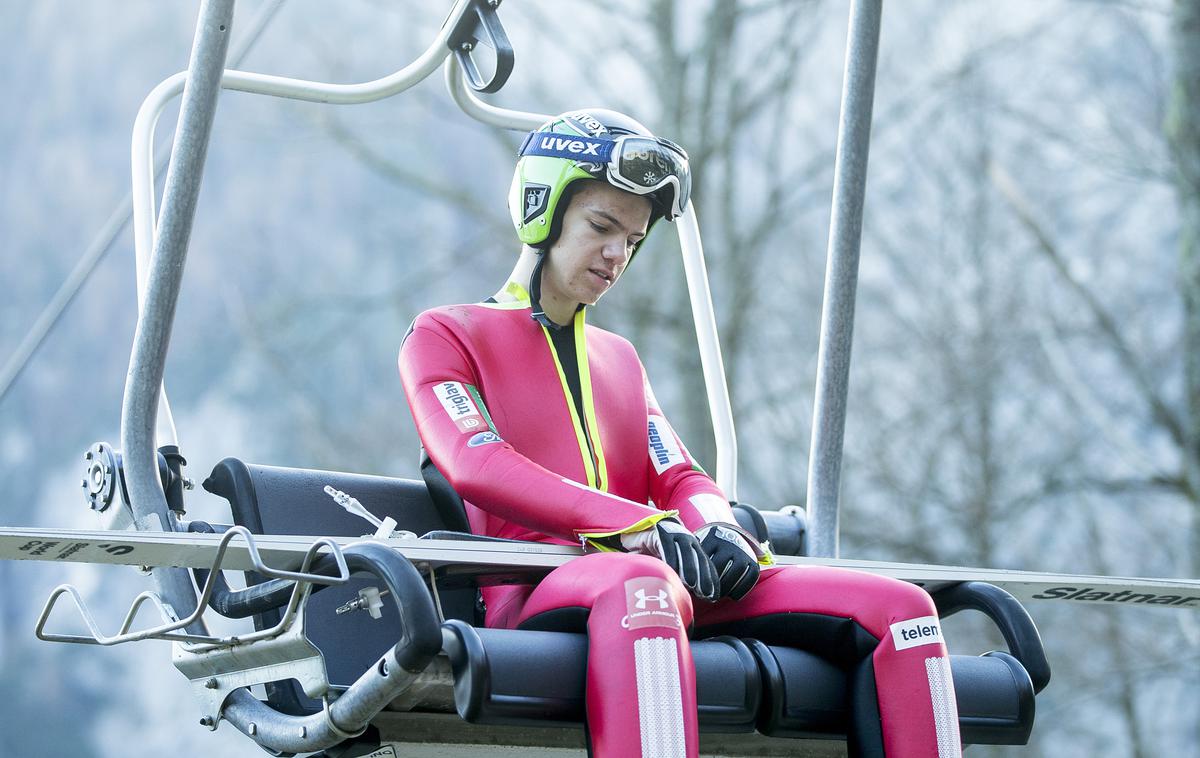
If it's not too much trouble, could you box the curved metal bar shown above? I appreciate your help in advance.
[35,526,348,647]
[122,0,238,643]
[36,584,225,646]
[222,646,414,753]
[132,0,471,304]
[220,543,441,754]
[676,201,739,499]
[443,56,547,130]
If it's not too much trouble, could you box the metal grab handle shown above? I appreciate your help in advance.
[35,526,348,647]
[446,0,515,93]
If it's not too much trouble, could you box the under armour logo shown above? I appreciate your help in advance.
[634,588,669,610]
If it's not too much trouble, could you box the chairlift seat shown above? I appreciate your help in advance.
[203,458,1044,751]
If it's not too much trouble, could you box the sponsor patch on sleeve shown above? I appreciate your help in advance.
[890,615,944,651]
[468,431,502,447]
[647,414,686,474]
[433,381,487,433]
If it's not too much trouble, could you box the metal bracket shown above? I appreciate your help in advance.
[446,0,514,93]
[35,526,349,646]
[173,599,328,729]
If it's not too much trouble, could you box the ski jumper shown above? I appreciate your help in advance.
[399,286,962,758]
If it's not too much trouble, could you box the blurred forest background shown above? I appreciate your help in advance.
[1,0,1197,755]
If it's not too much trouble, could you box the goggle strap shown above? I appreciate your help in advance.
[520,132,615,163]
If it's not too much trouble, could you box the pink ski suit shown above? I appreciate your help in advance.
[399,287,962,758]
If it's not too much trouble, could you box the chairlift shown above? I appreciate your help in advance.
[1,1,1197,756]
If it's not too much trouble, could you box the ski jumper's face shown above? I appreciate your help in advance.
[539,181,652,324]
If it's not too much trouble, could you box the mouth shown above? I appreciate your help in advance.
[589,268,615,286]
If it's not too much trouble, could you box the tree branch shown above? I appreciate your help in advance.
[989,160,1186,448]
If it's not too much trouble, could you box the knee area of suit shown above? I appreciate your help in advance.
[612,552,685,583]
[879,576,939,620]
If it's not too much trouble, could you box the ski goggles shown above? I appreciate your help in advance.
[519,131,692,220]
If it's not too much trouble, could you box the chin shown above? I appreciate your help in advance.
[573,288,604,306]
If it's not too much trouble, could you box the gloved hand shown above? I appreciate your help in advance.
[695,523,761,600]
[621,518,718,600]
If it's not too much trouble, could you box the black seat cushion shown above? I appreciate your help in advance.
[443,621,761,733]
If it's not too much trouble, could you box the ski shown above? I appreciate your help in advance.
[3,526,1196,612]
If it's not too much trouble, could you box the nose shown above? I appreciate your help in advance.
[602,239,630,266]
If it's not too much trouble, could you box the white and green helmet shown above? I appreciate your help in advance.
[508,108,692,248]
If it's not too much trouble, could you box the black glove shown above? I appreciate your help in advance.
[621,518,718,600]
[696,524,761,600]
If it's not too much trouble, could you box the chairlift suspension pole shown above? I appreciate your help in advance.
[120,0,237,632]
[806,0,883,558]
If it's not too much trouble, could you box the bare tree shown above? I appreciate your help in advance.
[1168,0,1200,581]
[268,1,1196,753]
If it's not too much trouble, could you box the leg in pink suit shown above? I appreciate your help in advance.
[495,552,701,758]
[489,558,961,758]
[697,565,962,758]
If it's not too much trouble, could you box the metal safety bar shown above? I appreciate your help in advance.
[805,0,883,557]
[35,526,348,647]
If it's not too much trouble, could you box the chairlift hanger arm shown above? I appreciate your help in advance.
[444,53,546,131]
[806,0,884,558]
[447,0,515,94]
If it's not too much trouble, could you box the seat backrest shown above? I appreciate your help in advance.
[202,458,477,713]
[205,457,454,539]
